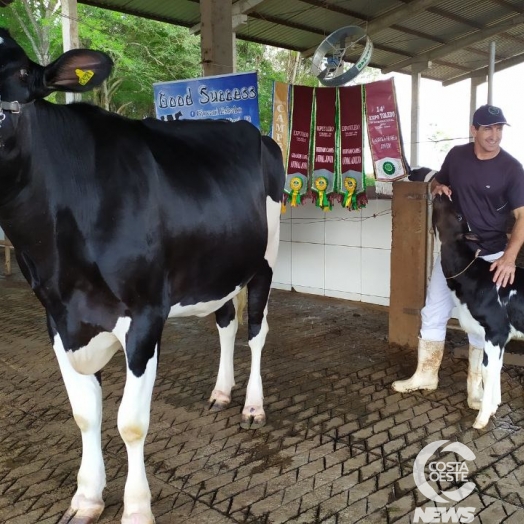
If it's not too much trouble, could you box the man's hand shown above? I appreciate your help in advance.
[431,182,452,197]
[490,255,516,287]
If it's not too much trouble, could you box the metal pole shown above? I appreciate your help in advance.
[410,69,421,167]
[488,41,495,104]
[410,62,428,168]
[469,76,484,141]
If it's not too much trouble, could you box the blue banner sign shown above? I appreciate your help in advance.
[153,71,260,128]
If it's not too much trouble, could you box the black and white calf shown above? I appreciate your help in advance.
[433,195,524,429]
[0,29,285,524]
[408,166,438,182]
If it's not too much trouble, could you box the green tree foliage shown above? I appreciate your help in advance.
[77,6,201,117]
[1,1,325,132]
[236,41,317,134]
[0,0,62,64]
[427,122,454,157]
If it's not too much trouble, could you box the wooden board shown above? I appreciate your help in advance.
[389,181,430,348]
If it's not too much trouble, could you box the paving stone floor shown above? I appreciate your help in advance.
[0,271,523,523]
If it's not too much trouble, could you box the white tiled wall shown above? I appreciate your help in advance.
[0,197,393,307]
[273,197,393,305]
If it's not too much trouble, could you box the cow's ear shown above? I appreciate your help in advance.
[464,232,480,242]
[43,49,113,93]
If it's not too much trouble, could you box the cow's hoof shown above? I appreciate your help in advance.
[122,513,155,524]
[391,379,438,393]
[58,506,104,524]
[473,416,489,429]
[209,398,230,411]
[208,390,231,411]
[467,398,482,410]
[241,406,266,429]
[240,414,266,429]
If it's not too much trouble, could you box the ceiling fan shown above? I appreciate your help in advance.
[311,26,373,86]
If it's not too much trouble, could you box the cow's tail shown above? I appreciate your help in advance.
[261,135,286,202]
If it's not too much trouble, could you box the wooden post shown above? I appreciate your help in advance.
[389,181,431,348]
[200,0,235,76]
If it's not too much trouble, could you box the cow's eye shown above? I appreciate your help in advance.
[20,69,28,79]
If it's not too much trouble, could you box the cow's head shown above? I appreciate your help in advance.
[432,194,479,246]
[0,28,113,104]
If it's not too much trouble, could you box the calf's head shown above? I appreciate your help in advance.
[432,194,478,248]
[0,28,113,104]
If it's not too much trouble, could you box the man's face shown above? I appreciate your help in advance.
[471,124,504,156]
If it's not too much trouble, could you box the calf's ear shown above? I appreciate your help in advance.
[464,232,480,242]
[43,49,113,93]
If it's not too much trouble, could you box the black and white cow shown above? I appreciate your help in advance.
[408,166,438,182]
[432,195,524,429]
[0,29,285,524]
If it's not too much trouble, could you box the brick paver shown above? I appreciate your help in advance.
[0,271,523,523]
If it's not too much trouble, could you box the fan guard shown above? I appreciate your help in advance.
[311,26,373,87]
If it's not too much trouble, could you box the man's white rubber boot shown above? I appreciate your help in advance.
[467,343,484,410]
[392,339,445,393]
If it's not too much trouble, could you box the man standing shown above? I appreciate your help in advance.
[392,105,524,409]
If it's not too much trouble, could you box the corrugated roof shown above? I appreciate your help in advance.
[78,0,524,85]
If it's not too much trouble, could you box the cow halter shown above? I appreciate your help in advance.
[0,99,34,126]
[0,99,34,149]
[0,100,22,113]
[445,249,481,279]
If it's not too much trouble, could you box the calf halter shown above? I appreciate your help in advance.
[0,100,22,113]
[445,249,481,279]
[0,99,33,129]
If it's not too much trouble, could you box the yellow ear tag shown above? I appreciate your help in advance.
[75,68,95,86]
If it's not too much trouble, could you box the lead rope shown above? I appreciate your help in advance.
[445,249,481,279]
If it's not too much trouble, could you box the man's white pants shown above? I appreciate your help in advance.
[420,252,502,346]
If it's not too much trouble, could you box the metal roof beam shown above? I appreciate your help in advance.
[426,2,524,46]
[365,0,444,34]
[301,0,442,58]
[245,12,415,59]
[190,0,267,34]
[382,13,524,74]
[443,51,524,86]
[488,0,524,15]
[80,1,192,27]
[297,0,369,21]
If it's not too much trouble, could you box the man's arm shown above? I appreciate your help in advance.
[490,206,524,287]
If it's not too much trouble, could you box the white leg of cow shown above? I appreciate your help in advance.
[118,346,158,524]
[242,305,268,429]
[473,341,502,429]
[493,356,503,408]
[210,299,239,410]
[53,335,105,523]
[467,343,484,410]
